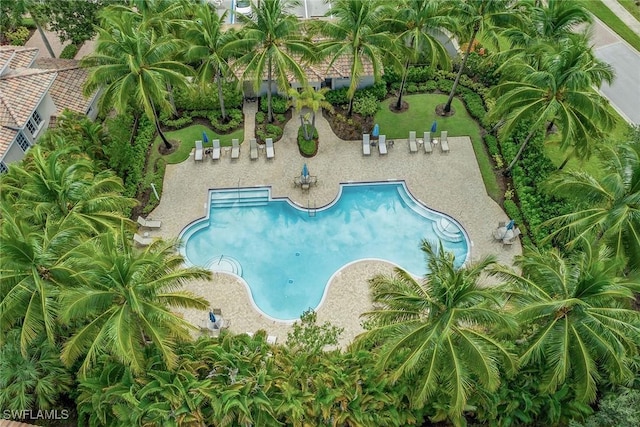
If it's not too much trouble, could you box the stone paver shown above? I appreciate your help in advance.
[151,106,521,347]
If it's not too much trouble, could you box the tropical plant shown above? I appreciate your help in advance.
[386,0,453,110]
[442,0,524,114]
[184,2,236,121]
[82,12,193,149]
[489,34,616,172]
[59,232,210,375]
[287,86,333,140]
[492,238,640,404]
[542,140,640,270]
[227,0,312,123]
[0,204,81,353]
[0,329,74,412]
[0,146,135,231]
[359,240,517,426]
[315,0,396,115]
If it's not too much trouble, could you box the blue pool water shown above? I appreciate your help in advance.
[180,182,469,321]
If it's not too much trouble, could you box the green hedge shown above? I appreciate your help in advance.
[173,82,243,111]
[260,95,289,114]
[60,44,78,59]
[298,125,318,156]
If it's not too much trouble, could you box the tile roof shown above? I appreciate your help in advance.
[0,46,38,71]
[34,58,95,114]
[0,69,57,126]
[0,124,18,158]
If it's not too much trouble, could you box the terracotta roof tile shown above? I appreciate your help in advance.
[0,70,57,126]
[48,67,94,114]
[0,125,18,158]
[0,46,38,70]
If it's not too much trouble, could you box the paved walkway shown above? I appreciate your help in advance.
[151,107,520,347]
[601,0,640,35]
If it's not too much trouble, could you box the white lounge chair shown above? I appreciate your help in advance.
[362,133,371,156]
[194,140,203,161]
[423,131,432,153]
[378,134,387,155]
[409,131,417,153]
[440,131,449,153]
[250,138,258,160]
[137,216,161,228]
[267,335,278,345]
[231,138,240,159]
[133,233,153,246]
[266,137,275,159]
[211,139,220,160]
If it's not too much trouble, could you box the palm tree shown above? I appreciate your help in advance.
[359,240,517,426]
[315,0,395,116]
[227,0,312,123]
[0,330,73,412]
[386,0,453,110]
[488,35,616,173]
[542,141,640,270]
[492,239,640,403]
[287,86,333,140]
[184,2,235,121]
[59,232,210,375]
[1,146,135,232]
[442,0,523,114]
[0,204,81,353]
[82,12,193,149]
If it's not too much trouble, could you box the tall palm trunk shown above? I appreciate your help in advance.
[558,148,574,170]
[505,129,536,173]
[30,12,56,58]
[396,37,415,111]
[267,57,274,123]
[444,25,479,113]
[150,99,172,149]
[216,69,227,121]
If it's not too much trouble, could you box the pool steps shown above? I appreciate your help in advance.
[205,255,243,276]
[210,188,270,209]
[432,218,465,243]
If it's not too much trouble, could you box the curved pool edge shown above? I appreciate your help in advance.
[177,180,472,322]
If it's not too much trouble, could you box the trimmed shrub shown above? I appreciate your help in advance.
[407,65,435,83]
[60,44,79,59]
[358,82,388,101]
[6,26,30,45]
[406,84,419,94]
[298,125,318,156]
[162,115,193,129]
[260,95,289,114]
[483,134,499,157]
[325,87,350,106]
[257,123,283,142]
[209,108,243,132]
[255,111,266,124]
[352,94,379,117]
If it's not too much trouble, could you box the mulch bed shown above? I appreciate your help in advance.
[322,107,374,140]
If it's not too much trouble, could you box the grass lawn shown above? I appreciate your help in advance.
[591,0,640,52]
[375,94,500,201]
[543,106,633,177]
[617,0,640,21]
[151,125,244,165]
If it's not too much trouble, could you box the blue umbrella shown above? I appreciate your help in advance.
[302,163,309,178]
[202,131,209,143]
[372,123,380,138]
[430,121,437,133]
[209,310,216,323]
[506,219,515,230]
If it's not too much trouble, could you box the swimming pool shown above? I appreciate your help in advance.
[180,182,470,321]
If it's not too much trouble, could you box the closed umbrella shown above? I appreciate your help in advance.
[430,121,437,133]
[372,124,380,138]
[302,163,309,178]
[506,219,515,230]
[202,131,209,144]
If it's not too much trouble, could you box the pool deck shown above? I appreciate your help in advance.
[150,101,521,347]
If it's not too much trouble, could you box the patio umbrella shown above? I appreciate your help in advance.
[506,219,515,230]
[209,310,216,323]
[202,131,209,143]
[302,163,309,178]
[372,123,380,138]
[430,121,437,133]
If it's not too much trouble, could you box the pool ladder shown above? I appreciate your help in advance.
[307,200,316,217]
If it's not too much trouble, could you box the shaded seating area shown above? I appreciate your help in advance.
[493,220,521,245]
[211,139,221,160]
[137,216,161,228]
[202,308,230,337]
[231,138,240,159]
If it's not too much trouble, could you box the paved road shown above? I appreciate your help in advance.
[591,18,640,124]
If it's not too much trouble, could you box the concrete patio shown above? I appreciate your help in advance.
[150,101,521,347]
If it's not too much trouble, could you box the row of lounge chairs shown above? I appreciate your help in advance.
[194,138,275,162]
[363,131,450,156]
